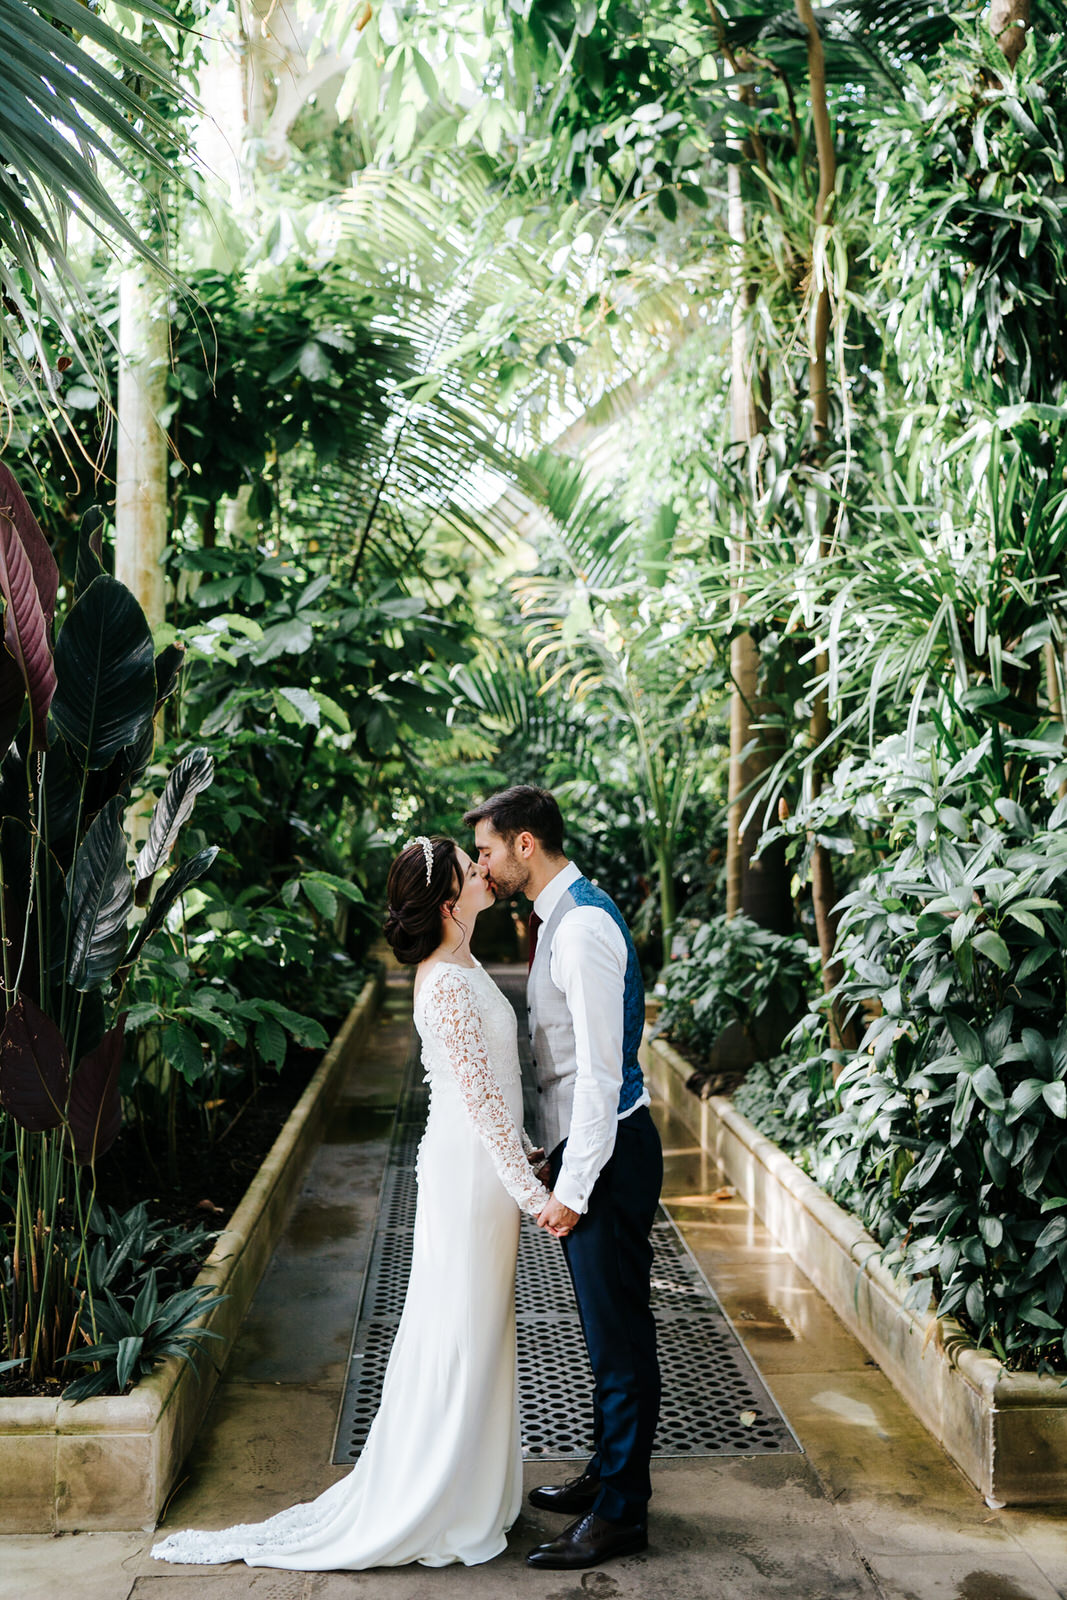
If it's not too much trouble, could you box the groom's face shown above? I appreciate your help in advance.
[474,820,531,900]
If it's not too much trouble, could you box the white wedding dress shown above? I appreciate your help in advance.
[152,960,549,1571]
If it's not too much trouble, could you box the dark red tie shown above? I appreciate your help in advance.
[527,911,542,972]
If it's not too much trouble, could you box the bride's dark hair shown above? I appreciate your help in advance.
[384,837,463,965]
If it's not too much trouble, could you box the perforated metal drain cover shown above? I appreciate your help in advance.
[334,971,800,1464]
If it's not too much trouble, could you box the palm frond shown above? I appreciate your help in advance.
[0,0,195,413]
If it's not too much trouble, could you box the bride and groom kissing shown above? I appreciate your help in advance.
[153,784,663,1574]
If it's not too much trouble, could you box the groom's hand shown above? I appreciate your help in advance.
[537,1194,579,1239]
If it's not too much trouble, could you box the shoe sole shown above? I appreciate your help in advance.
[525,1537,648,1569]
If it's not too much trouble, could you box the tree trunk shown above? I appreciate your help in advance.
[795,0,856,1055]
[1046,640,1067,800]
[723,96,794,935]
[115,266,169,632]
[989,0,1030,65]
[237,0,356,169]
[725,129,760,920]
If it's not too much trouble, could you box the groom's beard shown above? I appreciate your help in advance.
[487,849,530,901]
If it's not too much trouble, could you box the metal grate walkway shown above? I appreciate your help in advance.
[333,967,800,1465]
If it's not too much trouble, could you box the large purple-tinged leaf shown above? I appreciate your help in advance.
[69,1015,126,1164]
[0,995,69,1131]
[67,795,134,991]
[0,465,59,756]
[135,747,214,905]
[0,500,58,753]
[0,464,58,628]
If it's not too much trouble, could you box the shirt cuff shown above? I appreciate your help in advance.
[553,1168,589,1216]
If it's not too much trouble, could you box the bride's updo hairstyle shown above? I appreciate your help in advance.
[384,836,463,965]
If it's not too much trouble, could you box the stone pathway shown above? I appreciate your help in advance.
[5,967,1067,1599]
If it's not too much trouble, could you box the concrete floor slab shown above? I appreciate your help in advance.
[995,1514,1067,1597]
[866,1551,1064,1600]
[3,1531,144,1600]
[157,1383,348,1533]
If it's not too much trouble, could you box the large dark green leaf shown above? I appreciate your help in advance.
[0,652,24,757]
[154,644,185,709]
[68,1015,125,1165]
[0,994,69,1130]
[84,719,156,823]
[74,516,106,599]
[123,845,218,970]
[135,747,214,904]
[51,576,156,771]
[67,795,134,991]
[0,463,59,753]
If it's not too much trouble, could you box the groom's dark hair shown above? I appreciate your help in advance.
[463,785,565,856]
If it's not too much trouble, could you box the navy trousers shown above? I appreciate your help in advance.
[549,1104,663,1526]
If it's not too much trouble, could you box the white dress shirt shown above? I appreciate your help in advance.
[532,861,651,1216]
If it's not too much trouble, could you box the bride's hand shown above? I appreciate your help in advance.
[537,1194,579,1239]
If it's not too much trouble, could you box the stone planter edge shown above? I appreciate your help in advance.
[641,1028,1067,1507]
[0,970,384,1536]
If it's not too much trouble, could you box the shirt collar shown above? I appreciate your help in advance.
[533,859,582,922]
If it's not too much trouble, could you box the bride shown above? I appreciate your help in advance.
[152,834,551,1570]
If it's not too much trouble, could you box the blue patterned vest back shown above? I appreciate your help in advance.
[527,873,646,1151]
[566,876,646,1116]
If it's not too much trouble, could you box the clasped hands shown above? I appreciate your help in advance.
[527,1148,579,1239]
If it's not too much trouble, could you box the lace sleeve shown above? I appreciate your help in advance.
[422,968,550,1218]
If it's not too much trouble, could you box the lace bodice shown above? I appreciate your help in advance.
[414,963,549,1219]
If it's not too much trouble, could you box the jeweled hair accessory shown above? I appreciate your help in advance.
[411,835,434,885]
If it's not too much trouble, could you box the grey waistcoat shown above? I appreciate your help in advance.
[527,891,582,1152]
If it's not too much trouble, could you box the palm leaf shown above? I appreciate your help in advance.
[0,0,194,414]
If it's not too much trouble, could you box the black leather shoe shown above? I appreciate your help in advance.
[527,1468,601,1514]
[526,1511,648,1569]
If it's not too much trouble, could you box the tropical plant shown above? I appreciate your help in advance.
[764,727,1067,1367]
[655,913,819,1068]
[61,1272,224,1400]
[47,1198,224,1399]
[511,454,724,960]
[0,463,216,1386]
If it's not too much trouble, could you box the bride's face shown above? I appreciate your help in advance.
[449,846,495,926]
[473,821,530,900]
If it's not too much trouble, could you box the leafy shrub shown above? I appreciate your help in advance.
[0,472,218,1386]
[62,1272,225,1399]
[80,1201,218,1294]
[60,1201,225,1400]
[655,913,819,1064]
[782,730,1067,1368]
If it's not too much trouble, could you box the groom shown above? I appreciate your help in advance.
[465,785,663,1571]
